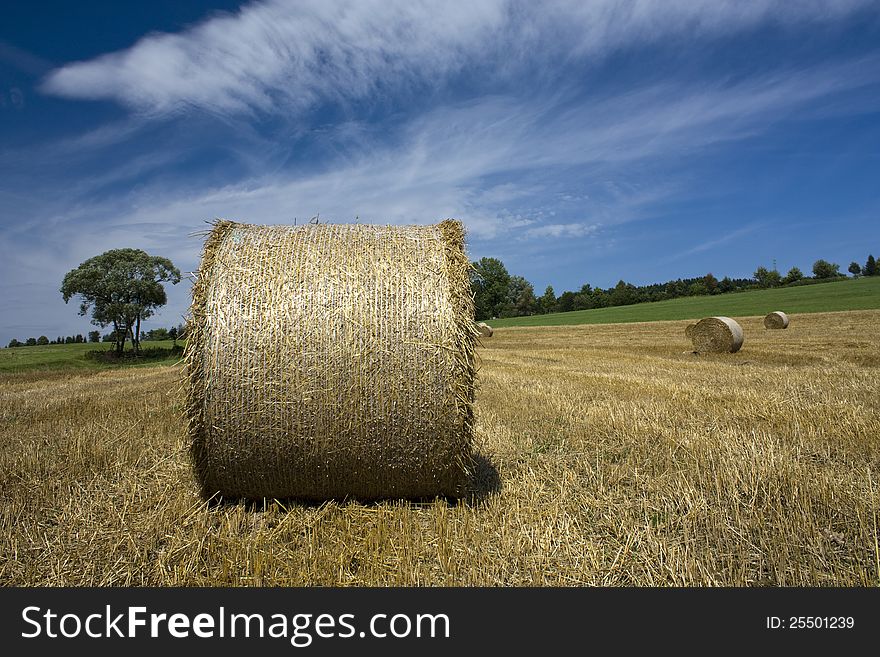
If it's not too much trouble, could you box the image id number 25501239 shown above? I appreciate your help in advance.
[766,616,854,629]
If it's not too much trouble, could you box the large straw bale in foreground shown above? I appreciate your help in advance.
[764,311,789,329]
[477,322,493,337]
[686,316,744,354]
[184,219,476,501]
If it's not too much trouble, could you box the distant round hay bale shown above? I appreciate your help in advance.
[684,323,697,339]
[184,219,476,501]
[687,316,744,354]
[763,311,789,329]
[477,322,493,337]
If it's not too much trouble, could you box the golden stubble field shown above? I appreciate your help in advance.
[1,310,878,586]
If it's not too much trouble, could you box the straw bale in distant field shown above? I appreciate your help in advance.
[764,311,789,329]
[686,316,744,354]
[477,322,493,337]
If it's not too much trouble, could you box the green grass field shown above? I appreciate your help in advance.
[490,276,880,327]
[0,340,183,373]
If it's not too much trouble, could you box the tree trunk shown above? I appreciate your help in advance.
[133,315,142,356]
[113,320,124,356]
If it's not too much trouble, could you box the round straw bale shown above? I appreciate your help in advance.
[184,219,476,501]
[763,311,789,329]
[684,323,696,339]
[687,316,744,354]
[477,322,493,337]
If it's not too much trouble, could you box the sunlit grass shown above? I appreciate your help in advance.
[1,311,877,585]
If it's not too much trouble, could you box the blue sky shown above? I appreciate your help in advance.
[1,0,879,344]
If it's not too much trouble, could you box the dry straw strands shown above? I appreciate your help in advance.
[764,311,790,329]
[686,316,744,354]
[184,219,477,501]
[477,322,494,337]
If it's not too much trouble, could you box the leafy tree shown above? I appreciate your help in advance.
[556,290,577,313]
[7,338,21,348]
[65,336,74,344]
[593,288,612,308]
[754,266,781,288]
[864,254,877,277]
[812,259,840,279]
[88,331,100,343]
[61,249,181,355]
[848,262,862,277]
[470,257,511,320]
[168,326,178,342]
[538,285,556,314]
[37,335,49,345]
[753,266,769,287]
[145,327,170,341]
[783,267,804,285]
[610,280,638,305]
[507,276,537,317]
[703,273,719,294]
[665,279,688,298]
[26,337,37,346]
[572,284,594,311]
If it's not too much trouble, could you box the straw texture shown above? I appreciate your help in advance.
[764,311,789,329]
[184,219,477,501]
[687,316,744,353]
[477,322,494,337]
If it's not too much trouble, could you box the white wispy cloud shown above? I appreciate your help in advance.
[41,0,874,116]
[523,223,600,239]
[16,55,880,254]
[667,224,763,261]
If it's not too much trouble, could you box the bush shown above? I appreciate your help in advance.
[783,276,849,288]
[85,345,183,364]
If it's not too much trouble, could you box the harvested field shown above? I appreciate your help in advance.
[1,310,878,586]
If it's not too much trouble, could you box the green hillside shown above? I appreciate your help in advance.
[490,276,880,327]
[0,340,182,373]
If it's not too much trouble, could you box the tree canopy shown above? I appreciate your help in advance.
[61,248,180,355]
[471,257,512,320]
[812,259,841,279]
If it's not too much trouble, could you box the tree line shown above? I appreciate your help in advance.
[6,324,186,350]
[471,253,878,321]
[5,246,876,345]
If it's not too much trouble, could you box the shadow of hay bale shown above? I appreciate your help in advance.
[461,452,502,505]
[201,451,501,510]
